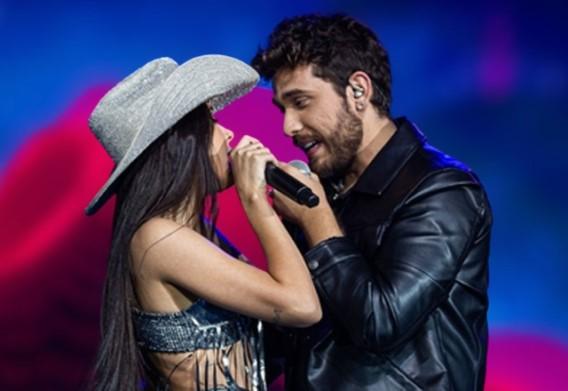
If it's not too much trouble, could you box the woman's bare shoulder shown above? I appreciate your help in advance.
[130,217,202,270]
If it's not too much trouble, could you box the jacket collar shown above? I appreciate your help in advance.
[328,117,427,199]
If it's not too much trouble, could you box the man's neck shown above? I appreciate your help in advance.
[342,117,397,192]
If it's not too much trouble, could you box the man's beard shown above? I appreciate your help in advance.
[310,102,363,179]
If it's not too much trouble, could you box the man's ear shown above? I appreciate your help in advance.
[345,71,373,114]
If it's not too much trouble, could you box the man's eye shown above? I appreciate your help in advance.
[294,98,308,108]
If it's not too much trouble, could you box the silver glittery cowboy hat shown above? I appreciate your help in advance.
[85,54,259,215]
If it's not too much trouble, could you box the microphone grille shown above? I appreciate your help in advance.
[288,160,311,175]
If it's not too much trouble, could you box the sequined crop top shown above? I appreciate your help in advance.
[132,234,267,391]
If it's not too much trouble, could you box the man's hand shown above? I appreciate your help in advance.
[271,163,343,247]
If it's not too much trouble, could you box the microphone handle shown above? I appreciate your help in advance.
[265,163,319,208]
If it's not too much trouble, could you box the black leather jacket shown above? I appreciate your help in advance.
[266,118,492,390]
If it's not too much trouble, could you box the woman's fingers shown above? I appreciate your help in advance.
[232,136,275,164]
[230,136,279,197]
[232,135,261,151]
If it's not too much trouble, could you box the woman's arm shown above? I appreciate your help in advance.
[131,136,321,327]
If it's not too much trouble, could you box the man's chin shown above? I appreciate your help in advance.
[309,149,338,178]
[308,160,320,175]
[310,161,334,179]
[311,157,354,180]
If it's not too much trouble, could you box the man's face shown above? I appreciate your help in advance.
[273,65,363,179]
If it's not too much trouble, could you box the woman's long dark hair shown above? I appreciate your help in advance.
[90,104,220,390]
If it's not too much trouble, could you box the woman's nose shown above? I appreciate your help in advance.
[223,128,234,143]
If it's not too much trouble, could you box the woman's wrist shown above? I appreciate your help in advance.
[240,189,273,217]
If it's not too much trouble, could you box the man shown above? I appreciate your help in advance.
[252,14,492,391]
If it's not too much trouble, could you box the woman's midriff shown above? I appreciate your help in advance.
[151,339,255,391]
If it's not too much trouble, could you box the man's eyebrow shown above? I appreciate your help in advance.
[272,88,309,110]
[281,89,307,101]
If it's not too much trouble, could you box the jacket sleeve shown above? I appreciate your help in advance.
[304,170,491,353]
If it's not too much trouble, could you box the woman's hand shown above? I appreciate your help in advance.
[230,136,277,205]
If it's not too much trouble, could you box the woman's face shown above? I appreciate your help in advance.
[210,121,235,190]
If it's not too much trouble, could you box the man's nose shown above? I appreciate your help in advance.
[283,111,302,137]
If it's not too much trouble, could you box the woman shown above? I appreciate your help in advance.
[86,55,322,391]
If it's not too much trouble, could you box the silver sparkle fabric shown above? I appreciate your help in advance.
[85,55,259,215]
[133,235,267,391]
[133,299,266,391]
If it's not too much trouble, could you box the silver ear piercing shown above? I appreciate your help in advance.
[352,85,364,98]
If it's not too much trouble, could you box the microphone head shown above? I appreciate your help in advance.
[288,160,311,175]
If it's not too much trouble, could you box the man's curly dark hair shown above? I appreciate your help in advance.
[252,14,392,117]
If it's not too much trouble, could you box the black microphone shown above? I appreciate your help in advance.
[265,161,319,208]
